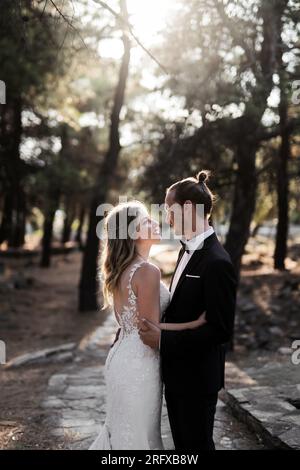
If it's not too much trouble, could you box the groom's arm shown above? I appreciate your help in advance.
[160,258,237,358]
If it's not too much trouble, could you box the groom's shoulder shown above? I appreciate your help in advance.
[206,240,234,270]
[203,252,236,286]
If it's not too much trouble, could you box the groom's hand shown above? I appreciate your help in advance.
[139,318,160,350]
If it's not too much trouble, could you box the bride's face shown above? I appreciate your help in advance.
[135,215,161,244]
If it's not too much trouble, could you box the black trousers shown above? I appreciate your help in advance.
[164,387,218,451]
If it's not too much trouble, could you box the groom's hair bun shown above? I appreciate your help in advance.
[166,169,216,216]
[196,170,210,184]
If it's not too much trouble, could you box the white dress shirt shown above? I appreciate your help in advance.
[158,226,215,351]
[170,226,215,299]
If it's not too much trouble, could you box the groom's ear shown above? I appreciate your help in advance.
[183,200,193,213]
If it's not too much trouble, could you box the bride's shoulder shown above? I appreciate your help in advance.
[134,261,161,285]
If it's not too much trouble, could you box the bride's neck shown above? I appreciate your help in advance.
[136,245,151,262]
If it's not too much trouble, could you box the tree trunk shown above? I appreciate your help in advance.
[40,210,55,268]
[40,193,60,268]
[8,179,26,248]
[225,142,258,275]
[79,0,131,312]
[225,1,286,276]
[274,9,290,271]
[61,200,76,244]
[78,196,100,311]
[0,98,24,248]
[274,126,289,270]
[10,191,26,248]
[224,142,258,352]
[75,206,85,250]
[0,193,13,245]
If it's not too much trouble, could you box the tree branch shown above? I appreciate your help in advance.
[92,0,169,75]
[212,0,257,71]
[49,0,89,50]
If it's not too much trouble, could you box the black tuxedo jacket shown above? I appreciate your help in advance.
[160,232,237,395]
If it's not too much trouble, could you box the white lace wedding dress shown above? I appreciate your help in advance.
[89,260,170,450]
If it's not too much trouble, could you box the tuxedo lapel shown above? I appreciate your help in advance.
[169,232,218,303]
[169,249,202,302]
[168,246,185,293]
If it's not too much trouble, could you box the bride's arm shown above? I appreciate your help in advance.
[160,312,207,331]
[144,312,207,331]
[134,263,161,324]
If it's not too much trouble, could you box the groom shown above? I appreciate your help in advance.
[139,171,237,451]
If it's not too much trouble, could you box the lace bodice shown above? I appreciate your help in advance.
[114,260,170,336]
[90,259,166,450]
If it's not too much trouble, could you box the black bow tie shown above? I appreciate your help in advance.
[180,240,190,254]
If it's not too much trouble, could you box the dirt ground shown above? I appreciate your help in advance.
[0,237,300,449]
[0,251,106,359]
[0,250,108,449]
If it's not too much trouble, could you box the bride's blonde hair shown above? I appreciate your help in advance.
[99,201,148,309]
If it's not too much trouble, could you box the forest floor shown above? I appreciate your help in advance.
[0,235,299,449]
[0,249,108,449]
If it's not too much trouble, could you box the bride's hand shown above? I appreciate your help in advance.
[194,311,207,327]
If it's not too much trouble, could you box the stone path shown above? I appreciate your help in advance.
[225,384,300,450]
[41,314,265,450]
[223,358,300,450]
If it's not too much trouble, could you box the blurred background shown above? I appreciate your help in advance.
[0,0,300,450]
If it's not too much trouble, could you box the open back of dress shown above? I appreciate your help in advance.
[89,260,170,450]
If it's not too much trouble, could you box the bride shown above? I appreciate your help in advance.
[89,201,206,450]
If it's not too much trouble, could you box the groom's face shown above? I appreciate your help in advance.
[164,190,184,236]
